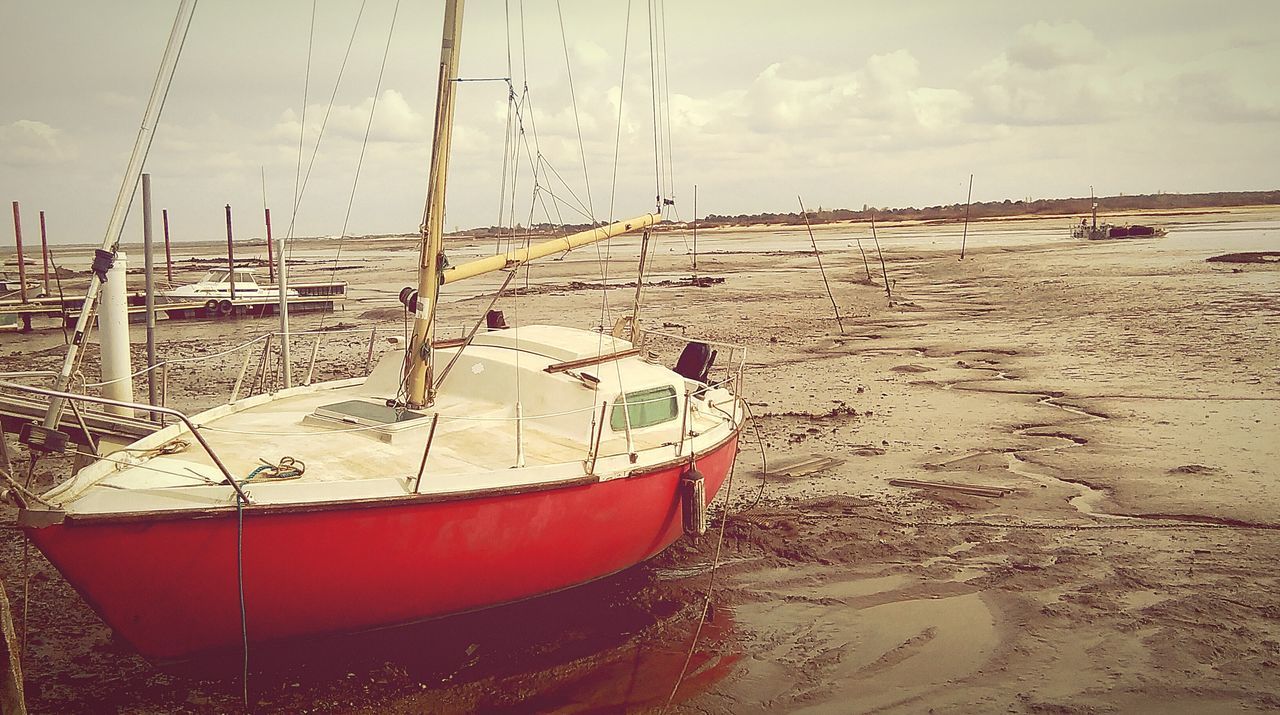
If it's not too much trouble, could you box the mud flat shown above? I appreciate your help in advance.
[1,209,1278,713]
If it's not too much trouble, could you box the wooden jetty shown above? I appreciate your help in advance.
[0,280,345,329]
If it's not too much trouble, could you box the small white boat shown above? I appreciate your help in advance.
[163,267,298,316]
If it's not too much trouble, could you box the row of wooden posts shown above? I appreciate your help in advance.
[5,200,279,303]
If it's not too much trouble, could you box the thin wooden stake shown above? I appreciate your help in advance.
[870,212,892,306]
[262,167,275,283]
[10,202,26,303]
[797,196,844,334]
[162,209,174,284]
[143,174,158,418]
[853,215,873,283]
[960,173,973,260]
[224,204,236,300]
[38,211,50,296]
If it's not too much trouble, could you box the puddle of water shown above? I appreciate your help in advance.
[732,589,998,713]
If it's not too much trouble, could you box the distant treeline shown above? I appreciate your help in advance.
[455,190,1278,238]
[698,190,1280,227]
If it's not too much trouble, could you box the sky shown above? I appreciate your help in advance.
[1,1,1277,245]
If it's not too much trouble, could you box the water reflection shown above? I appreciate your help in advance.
[161,564,739,712]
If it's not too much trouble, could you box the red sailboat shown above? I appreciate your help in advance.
[10,0,743,660]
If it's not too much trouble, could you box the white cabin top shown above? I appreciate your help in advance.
[469,325,632,363]
[200,268,259,286]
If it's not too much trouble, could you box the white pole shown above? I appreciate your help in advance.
[277,227,292,389]
[100,251,134,415]
[40,0,195,431]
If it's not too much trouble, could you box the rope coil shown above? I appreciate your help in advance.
[245,456,306,483]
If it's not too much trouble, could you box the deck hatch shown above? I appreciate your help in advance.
[314,400,428,426]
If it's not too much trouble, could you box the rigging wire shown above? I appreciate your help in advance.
[657,0,676,212]
[555,0,596,223]
[590,0,635,355]
[647,0,663,211]
[286,0,368,263]
[321,0,401,329]
[287,0,318,256]
[605,0,635,230]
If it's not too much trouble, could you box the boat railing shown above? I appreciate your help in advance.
[0,379,249,504]
[13,322,475,420]
[636,326,749,402]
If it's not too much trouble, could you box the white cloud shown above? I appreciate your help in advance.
[1008,20,1105,70]
[273,88,430,145]
[0,120,77,166]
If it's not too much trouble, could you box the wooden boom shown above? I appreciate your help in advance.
[442,213,661,284]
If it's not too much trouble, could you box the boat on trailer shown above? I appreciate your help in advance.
[161,267,299,317]
[9,0,743,660]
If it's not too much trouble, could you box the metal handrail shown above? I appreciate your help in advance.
[0,380,248,504]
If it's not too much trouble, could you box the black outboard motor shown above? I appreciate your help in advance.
[674,341,716,383]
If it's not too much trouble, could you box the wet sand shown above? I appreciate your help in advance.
[2,207,1278,712]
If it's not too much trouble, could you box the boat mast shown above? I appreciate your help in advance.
[406,0,465,408]
[36,0,197,434]
[1090,185,1097,231]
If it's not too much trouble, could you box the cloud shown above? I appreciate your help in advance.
[968,27,1123,127]
[273,88,430,145]
[1008,20,1105,70]
[1164,69,1280,122]
[0,120,77,166]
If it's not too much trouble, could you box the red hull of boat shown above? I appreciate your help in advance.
[26,436,737,660]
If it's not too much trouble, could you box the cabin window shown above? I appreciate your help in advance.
[610,386,678,431]
[207,270,229,283]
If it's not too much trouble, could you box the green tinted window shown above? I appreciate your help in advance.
[610,386,679,431]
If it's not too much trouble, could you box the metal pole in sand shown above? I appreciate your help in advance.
[960,173,973,260]
[142,174,158,416]
[10,202,26,303]
[797,195,844,334]
[38,211,50,295]
[162,209,174,283]
[224,204,236,300]
[264,207,275,283]
[262,167,275,283]
[870,212,892,306]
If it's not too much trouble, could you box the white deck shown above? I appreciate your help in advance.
[44,325,742,515]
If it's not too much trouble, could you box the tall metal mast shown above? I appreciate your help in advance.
[405,0,465,408]
[37,0,197,435]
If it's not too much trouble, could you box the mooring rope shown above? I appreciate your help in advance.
[236,494,249,707]
[665,447,737,709]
